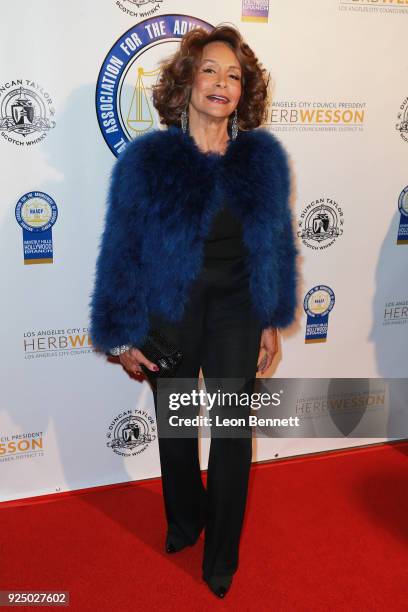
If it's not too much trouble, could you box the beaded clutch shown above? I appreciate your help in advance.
[139,328,184,378]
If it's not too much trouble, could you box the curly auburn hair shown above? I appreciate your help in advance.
[151,24,270,131]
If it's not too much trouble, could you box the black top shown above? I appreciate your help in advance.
[203,203,246,261]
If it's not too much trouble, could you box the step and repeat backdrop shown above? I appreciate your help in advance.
[1,1,407,501]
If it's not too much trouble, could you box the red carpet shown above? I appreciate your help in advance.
[1,441,407,610]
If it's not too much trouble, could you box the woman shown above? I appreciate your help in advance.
[90,24,298,598]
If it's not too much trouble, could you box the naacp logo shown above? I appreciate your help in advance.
[396,185,408,244]
[106,410,156,457]
[15,191,58,264]
[15,191,58,233]
[96,14,212,156]
[0,80,56,146]
[304,285,336,343]
[396,96,408,143]
[297,198,344,250]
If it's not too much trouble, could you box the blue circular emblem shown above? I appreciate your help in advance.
[15,191,58,233]
[303,285,335,318]
[398,185,408,217]
[95,14,213,156]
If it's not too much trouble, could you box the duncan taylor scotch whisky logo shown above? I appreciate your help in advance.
[0,80,56,146]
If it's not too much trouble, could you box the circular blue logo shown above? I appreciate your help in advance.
[15,191,58,232]
[303,285,335,318]
[398,185,408,217]
[95,14,213,156]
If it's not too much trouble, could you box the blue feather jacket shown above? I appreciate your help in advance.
[89,125,298,353]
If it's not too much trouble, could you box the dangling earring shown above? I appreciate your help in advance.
[181,103,189,134]
[231,108,238,140]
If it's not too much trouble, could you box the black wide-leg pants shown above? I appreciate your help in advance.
[146,255,262,579]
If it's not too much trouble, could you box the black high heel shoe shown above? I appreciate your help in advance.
[203,573,233,598]
[165,521,205,554]
[165,533,191,553]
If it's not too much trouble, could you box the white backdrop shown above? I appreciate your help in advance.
[1,0,407,502]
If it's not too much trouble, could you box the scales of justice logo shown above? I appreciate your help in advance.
[0,83,56,144]
[96,14,212,156]
[106,410,156,457]
[297,198,344,250]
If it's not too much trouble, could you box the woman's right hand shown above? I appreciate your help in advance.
[118,347,159,377]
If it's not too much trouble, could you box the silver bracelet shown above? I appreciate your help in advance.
[109,344,132,356]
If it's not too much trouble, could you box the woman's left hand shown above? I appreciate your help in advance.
[257,328,279,374]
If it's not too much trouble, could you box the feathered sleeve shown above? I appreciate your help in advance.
[88,139,150,354]
[263,133,299,330]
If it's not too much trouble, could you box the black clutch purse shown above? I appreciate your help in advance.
[139,328,183,378]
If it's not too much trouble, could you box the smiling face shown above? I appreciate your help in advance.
[189,41,243,121]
